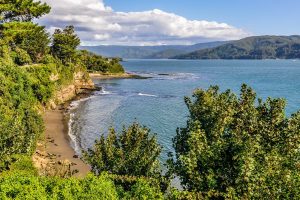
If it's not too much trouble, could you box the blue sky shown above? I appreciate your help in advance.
[40,0,298,45]
[105,0,299,36]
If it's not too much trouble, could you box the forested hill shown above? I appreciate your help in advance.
[80,41,228,59]
[174,35,300,59]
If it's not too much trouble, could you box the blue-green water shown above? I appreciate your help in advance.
[69,59,300,160]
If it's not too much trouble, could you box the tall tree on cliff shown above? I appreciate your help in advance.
[51,26,81,64]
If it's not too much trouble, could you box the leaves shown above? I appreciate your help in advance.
[83,123,162,179]
[170,84,300,198]
[0,0,50,22]
[51,26,80,64]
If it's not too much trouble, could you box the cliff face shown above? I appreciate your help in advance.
[48,71,95,109]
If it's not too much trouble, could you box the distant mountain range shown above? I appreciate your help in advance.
[79,41,228,59]
[174,36,300,59]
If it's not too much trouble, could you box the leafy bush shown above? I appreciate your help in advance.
[0,65,44,163]
[13,47,32,65]
[83,123,162,178]
[0,172,119,200]
[124,179,164,200]
[25,64,57,104]
[170,84,300,198]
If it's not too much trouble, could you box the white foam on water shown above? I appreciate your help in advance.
[95,88,113,95]
[67,96,93,154]
[138,93,158,97]
[68,113,81,154]
[69,96,91,110]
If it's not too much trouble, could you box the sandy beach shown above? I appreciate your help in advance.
[41,109,90,177]
[34,73,142,177]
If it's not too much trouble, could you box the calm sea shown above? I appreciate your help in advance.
[69,59,300,161]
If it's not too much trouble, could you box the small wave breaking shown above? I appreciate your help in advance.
[138,93,158,97]
[95,88,113,95]
[132,71,199,80]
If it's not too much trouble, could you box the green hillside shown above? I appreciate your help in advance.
[174,36,300,59]
[80,41,228,59]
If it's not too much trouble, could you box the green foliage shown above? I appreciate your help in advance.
[11,47,32,65]
[0,65,44,163]
[51,26,80,64]
[25,64,57,104]
[0,155,38,175]
[83,123,162,178]
[0,172,119,200]
[0,0,50,22]
[167,189,221,200]
[78,50,125,73]
[123,179,164,200]
[0,44,14,66]
[1,22,50,63]
[175,35,300,59]
[107,58,125,73]
[170,84,300,198]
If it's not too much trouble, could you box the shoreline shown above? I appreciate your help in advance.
[34,72,144,177]
[34,90,97,177]
[43,108,91,177]
[89,72,149,79]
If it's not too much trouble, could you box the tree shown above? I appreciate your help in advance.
[83,123,162,179]
[0,0,50,23]
[77,50,125,73]
[51,26,80,64]
[170,84,300,199]
[1,22,50,63]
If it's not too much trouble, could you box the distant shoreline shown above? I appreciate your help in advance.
[89,72,148,79]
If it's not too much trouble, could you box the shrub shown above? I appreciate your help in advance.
[0,172,119,200]
[13,47,32,65]
[0,65,43,162]
[127,179,164,200]
[83,123,162,179]
[170,84,300,198]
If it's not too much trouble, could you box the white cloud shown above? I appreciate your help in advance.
[39,0,249,45]
[94,33,111,40]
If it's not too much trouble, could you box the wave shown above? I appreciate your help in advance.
[95,88,113,95]
[68,97,91,111]
[160,73,199,80]
[132,71,199,80]
[68,113,81,154]
[138,93,158,97]
[67,97,92,154]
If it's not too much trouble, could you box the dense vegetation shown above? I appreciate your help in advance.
[169,84,300,198]
[79,50,124,73]
[1,1,300,199]
[83,123,162,178]
[0,0,123,167]
[174,36,300,59]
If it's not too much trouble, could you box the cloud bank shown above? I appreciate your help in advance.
[40,0,249,46]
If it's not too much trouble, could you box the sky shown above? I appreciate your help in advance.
[39,0,299,46]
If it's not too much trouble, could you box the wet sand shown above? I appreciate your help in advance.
[42,109,90,177]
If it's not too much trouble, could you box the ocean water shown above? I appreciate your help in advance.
[69,59,300,160]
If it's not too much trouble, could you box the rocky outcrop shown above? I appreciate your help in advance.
[48,71,95,109]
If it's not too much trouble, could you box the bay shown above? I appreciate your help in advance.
[69,59,300,161]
